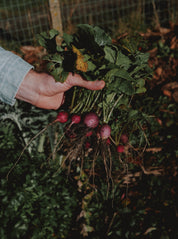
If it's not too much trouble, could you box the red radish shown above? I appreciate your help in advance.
[106,138,111,145]
[120,134,128,144]
[156,118,162,126]
[121,193,125,200]
[65,128,77,138]
[138,46,142,51]
[56,111,68,123]
[71,115,81,124]
[84,112,99,128]
[100,124,111,139]
[86,131,93,137]
[117,145,124,153]
[85,142,91,149]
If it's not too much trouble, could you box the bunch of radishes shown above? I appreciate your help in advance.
[56,111,110,140]
[56,110,129,154]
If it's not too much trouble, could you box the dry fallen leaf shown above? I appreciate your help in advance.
[143,227,157,235]
[145,147,162,153]
[163,89,172,98]
[170,36,178,49]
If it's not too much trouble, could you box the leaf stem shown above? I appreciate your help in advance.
[70,86,77,109]
[81,90,93,113]
[106,94,123,123]
[88,91,101,112]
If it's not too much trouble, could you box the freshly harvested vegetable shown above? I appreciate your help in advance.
[117,145,125,153]
[83,112,99,128]
[120,134,128,144]
[86,130,93,137]
[71,114,81,124]
[106,138,111,145]
[85,142,91,149]
[100,124,111,139]
[56,111,68,123]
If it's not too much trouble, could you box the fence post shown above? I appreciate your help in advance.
[49,0,63,44]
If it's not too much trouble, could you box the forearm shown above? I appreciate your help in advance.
[0,47,33,105]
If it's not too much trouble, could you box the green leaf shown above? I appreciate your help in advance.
[135,52,150,65]
[136,79,145,88]
[50,54,63,64]
[75,24,111,53]
[38,37,46,49]
[87,60,97,71]
[135,79,147,94]
[48,29,59,39]
[104,45,117,63]
[106,77,135,95]
[128,109,138,119]
[82,54,96,71]
[37,29,59,54]
[106,68,134,82]
[46,61,55,71]
[63,32,74,47]
[37,134,45,153]
[93,26,112,46]
[106,93,115,103]
[48,65,63,81]
[56,45,64,52]
[115,51,131,70]
[60,71,69,83]
[130,65,146,76]
[136,87,147,94]
[119,79,135,95]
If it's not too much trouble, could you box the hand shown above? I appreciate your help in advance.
[15,70,105,109]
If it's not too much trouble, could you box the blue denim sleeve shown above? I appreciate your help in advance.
[0,47,34,106]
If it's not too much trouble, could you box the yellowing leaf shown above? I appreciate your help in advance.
[72,45,88,72]
[76,57,88,72]
[122,198,131,206]
[72,45,82,56]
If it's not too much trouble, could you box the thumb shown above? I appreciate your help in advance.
[64,73,105,91]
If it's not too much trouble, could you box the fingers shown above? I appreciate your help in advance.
[64,73,105,91]
[35,93,65,110]
[53,73,105,94]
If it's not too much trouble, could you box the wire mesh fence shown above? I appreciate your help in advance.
[0,0,51,45]
[0,0,177,47]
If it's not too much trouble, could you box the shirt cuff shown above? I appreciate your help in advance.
[0,51,34,106]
